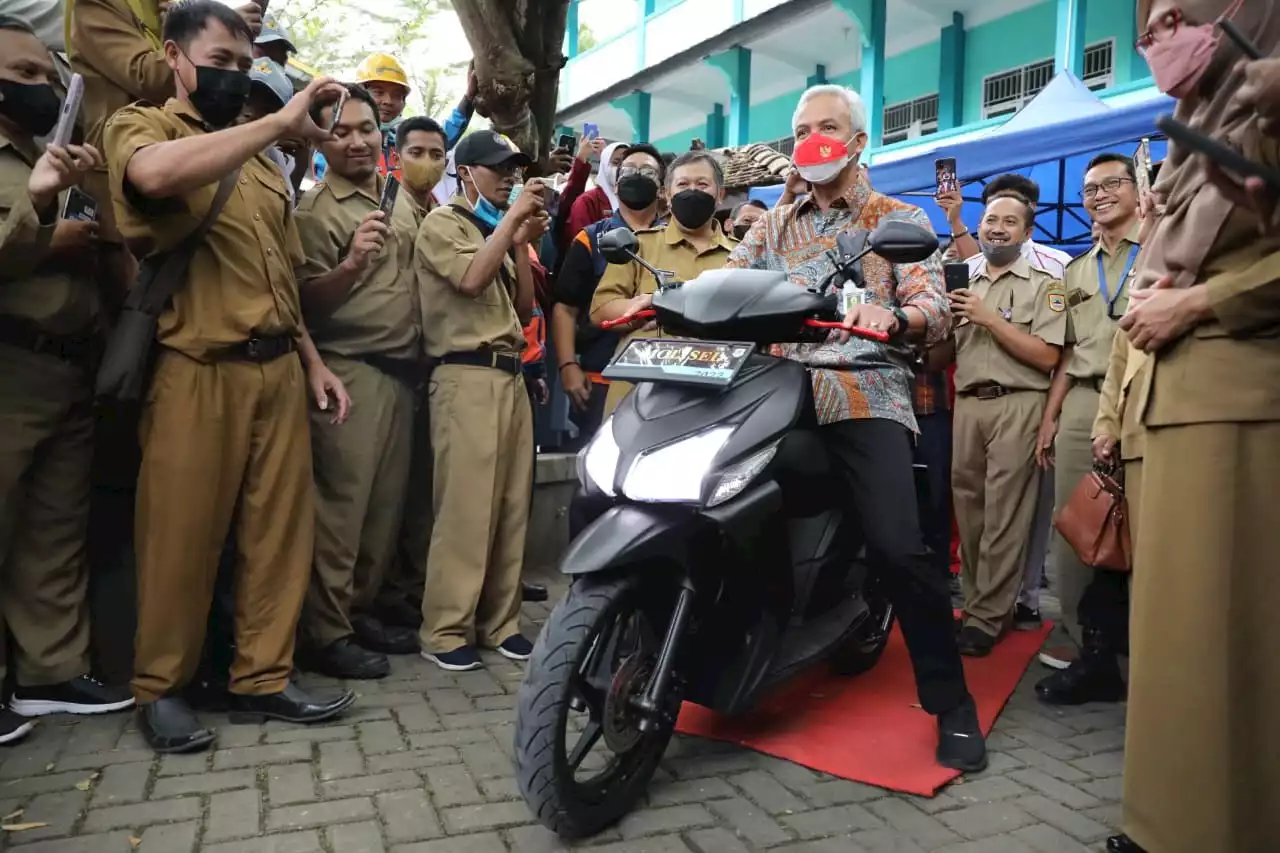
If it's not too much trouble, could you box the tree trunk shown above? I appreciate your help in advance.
[452,0,570,173]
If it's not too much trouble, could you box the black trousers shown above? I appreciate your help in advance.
[1078,567,1130,652]
[913,411,953,578]
[823,417,969,715]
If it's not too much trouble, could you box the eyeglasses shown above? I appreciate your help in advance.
[1135,9,1182,55]
[479,163,524,179]
[1083,177,1135,199]
[618,165,661,181]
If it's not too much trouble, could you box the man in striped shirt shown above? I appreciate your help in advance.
[727,84,986,773]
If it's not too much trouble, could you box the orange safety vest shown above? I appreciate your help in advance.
[522,305,546,366]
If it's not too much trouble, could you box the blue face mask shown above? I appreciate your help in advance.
[461,168,505,229]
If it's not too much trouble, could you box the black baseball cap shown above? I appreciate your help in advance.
[454,130,533,169]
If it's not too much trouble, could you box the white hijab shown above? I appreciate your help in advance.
[597,141,626,212]
[432,148,459,207]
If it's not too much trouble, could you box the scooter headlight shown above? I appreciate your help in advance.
[707,441,780,507]
[621,427,735,503]
[579,417,620,497]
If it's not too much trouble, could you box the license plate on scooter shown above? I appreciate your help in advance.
[602,338,754,389]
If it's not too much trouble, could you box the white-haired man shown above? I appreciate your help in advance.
[727,84,986,772]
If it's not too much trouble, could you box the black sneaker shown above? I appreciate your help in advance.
[493,635,534,662]
[1013,604,1042,631]
[297,637,390,680]
[10,675,134,717]
[422,645,483,672]
[1035,653,1126,705]
[0,709,35,745]
[351,615,419,655]
[936,695,988,772]
[957,626,995,658]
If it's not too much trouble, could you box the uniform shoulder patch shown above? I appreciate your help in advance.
[1047,291,1066,313]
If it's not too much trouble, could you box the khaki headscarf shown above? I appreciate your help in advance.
[1133,0,1280,290]
[64,0,163,60]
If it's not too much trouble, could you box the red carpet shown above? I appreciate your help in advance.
[675,620,1052,796]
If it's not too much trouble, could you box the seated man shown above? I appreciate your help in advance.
[589,150,736,416]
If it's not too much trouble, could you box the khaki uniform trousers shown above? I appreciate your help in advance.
[303,356,415,648]
[132,350,315,704]
[1123,421,1280,853]
[380,394,434,610]
[0,344,93,687]
[953,390,1045,636]
[420,364,532,654]
[1047,382,1101,643]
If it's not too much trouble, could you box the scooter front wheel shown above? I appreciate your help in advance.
[514,572,677,839]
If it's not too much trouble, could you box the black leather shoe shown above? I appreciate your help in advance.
[1106,834,1147,852]
[298,637,390,680]
[936,695,988,772]
[138,697,216,754]
[1035,654,1125,705]
[227,681,355,725]
[351,615,418,655]
[957,625,995,657]
[521,581,549,602]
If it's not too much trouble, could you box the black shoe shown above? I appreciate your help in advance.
[10,675,135,717]
[227,681,355,725]
[957,625,995,657]
[0,709,35,746]
[521,581,549,602]
[936,695,988,772]
[182,674,232,713]
[1106,834,1147,853]
[138,697,216,754]
[1036,640,1125,706]
[491,634,534,662]
[298,637,390,680]
[351,615,418,655]
[1013,604,1042,631]
[374,597,422,629]
[421,645,483,672]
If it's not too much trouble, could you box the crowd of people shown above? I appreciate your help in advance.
[0,0,1277,850]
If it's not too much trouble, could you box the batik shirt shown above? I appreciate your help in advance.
[725,170,950,432]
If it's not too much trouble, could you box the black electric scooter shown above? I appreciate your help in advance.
[514,220,940,839]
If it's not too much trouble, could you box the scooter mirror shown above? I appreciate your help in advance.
[599,228,639,265]
[867,220,939,264]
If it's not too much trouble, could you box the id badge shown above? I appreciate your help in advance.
[840,284,869,315]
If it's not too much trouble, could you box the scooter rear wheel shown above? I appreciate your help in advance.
[515,573,677,839]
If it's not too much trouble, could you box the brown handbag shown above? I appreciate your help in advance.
[1054,462,1133,572]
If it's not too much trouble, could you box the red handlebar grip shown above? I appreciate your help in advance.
[803,318,891,342]
[599,309,657,330]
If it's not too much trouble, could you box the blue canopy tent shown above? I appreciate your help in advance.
[749,72,1174,259]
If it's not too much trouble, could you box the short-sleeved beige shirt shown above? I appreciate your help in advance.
[1063,224,1141,380]
[294,171,420,360]
[954,255,1069,393]
[414,197,523,359]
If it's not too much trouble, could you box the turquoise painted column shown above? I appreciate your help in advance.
[806,64,827,89]
[1055,0,1088,77]
[834,0,886,146]
[1124,2,1151,84]
[938,12,965,130]
[566,0,579,58]
[706,47,752,146]
[706,103,726,149]
[611,91,652,143]
[731,0,745,22]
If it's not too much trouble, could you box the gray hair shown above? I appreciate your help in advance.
[792,84,867,135]
[667,150,724,189]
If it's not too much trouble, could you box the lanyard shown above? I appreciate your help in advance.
[1096,244,1141,317]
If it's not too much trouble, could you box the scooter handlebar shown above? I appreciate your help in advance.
[598,309,657,330]
[803,318,891,342]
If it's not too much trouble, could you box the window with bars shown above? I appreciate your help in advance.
[981,39,1115,118]
[882,94,940,145]
[763,136,795,156]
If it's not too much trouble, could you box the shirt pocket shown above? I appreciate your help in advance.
[1009,288,1038,328]
[250,168,291,218]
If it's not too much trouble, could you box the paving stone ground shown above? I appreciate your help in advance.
[0,571,1127,853]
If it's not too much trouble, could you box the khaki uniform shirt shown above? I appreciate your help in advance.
[0,130,98,335]
[415,197,523,359]
[105,99,306,361]
[68,0,174,240]
[294,172,420,361]
[954,255,1069,393]
[1063,223,1141,380]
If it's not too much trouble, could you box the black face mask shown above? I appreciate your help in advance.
[616,174,659,210]
[187,64,251,130]
[0,80,61,138]
[670,189,717,230]
[733,223,751,240]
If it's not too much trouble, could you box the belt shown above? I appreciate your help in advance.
[437,350,521,376]
[209,334,296,363]
[349,353,424,388]
[0,315,92,364]
[960,383,1010,400]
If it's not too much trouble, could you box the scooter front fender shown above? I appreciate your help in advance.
[559,504,696,576]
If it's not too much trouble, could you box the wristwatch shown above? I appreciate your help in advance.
[889,306,910,341]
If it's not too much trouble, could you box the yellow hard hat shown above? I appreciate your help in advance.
[356,53,410,90]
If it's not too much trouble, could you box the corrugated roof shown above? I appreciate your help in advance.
[714,142,791,191]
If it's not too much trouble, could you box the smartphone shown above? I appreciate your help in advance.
[557,133,577,156]
[935,157,958,196]
[379,175,400,217]
[1220,19,1262,60]
[583,122,599,141]
[51,73,84,149]
[944,262,969,293]
[1156,114,1280,189]
[327,89,349,134]
[60,186,98,221]
[1134,138,1152,200]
